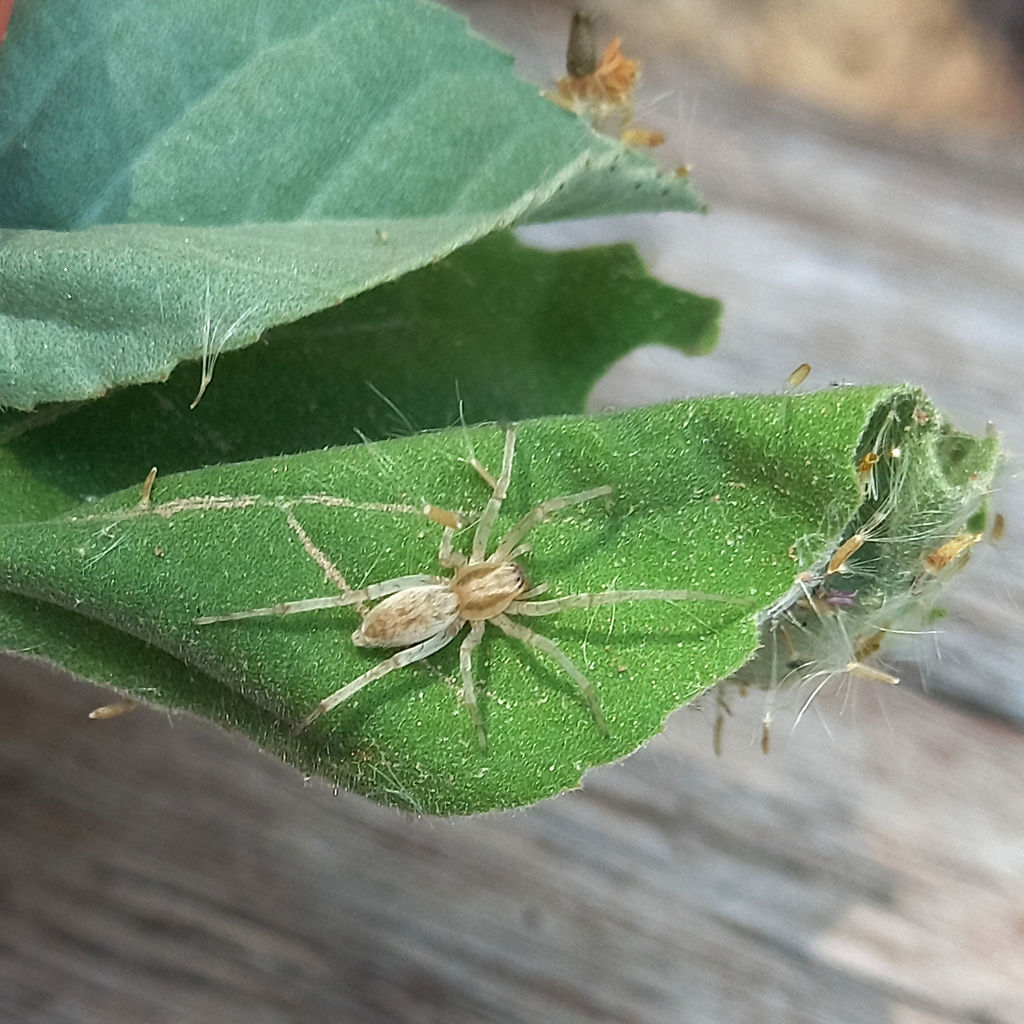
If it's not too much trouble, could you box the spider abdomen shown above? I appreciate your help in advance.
[353,585,460,649]
[453,562,529,621]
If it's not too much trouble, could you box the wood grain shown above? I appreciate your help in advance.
[3,655,1023,1023]
[3,4,1023,1021]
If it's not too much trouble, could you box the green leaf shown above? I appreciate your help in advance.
[0,0,701,410]
[0,386,998,814]
[0,232,721,504]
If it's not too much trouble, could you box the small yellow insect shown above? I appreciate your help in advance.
[620,127,666,148]
[990,512,1005,542]
[787,362,811,389]
[138,466,158,507]
[88,699,137,720]
[922,531,981,575]
[827,524,871,576]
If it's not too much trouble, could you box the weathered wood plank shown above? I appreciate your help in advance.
[2,656,1023,1023]
[3,5,1023,1022]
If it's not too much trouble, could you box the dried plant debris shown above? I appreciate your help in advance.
[710,392,1000,754]
[549,11,665,147]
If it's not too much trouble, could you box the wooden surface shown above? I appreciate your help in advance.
[3,4,1023,1021]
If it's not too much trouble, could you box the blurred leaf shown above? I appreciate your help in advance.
[0,0,701,409]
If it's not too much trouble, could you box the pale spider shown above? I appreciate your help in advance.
[195,426,743,749]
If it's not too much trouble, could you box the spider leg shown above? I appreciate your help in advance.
[439,526,468,569]
[507,588,750,616]
[492,613,608,738]
[285,509,366,615]
[194,574,441,625]
[295,619,464,733]
[359,574,447,601]
[463,454,497,490]
[491,486,612,563]
[459,620,487,750]
[471,426,516,562]
[456,396,498,489]
[195,594,359,625]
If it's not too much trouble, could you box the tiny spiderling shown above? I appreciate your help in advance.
[195,426,747,750]
[786,362,811,390]
[990,512,1005,542]
[88,698,137,720]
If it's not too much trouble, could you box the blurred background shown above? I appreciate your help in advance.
[509,0,1024,132]
[3,2,1022,1022]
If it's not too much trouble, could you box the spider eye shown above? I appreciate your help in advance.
[512,563,530,594]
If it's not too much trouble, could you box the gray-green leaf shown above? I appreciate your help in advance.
[0,0,701,409]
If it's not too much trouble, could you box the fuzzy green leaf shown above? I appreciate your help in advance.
[0,0,701,410]
[0,386,998,814]
[0,232,721,502]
